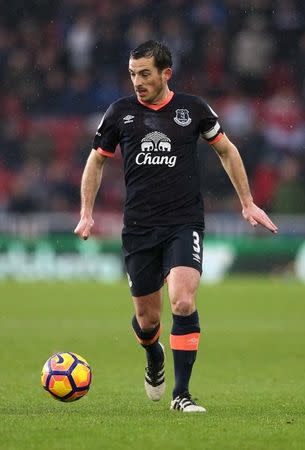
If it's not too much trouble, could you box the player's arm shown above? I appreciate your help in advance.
[75,102,119,239]
[74,150,107,240]
[211,134,278,233]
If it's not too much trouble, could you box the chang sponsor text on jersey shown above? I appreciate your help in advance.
[136,131,176,167]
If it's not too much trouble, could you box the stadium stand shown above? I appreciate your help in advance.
[1,0,305,214]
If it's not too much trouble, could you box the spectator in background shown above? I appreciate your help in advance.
[93,71,122,111]
[230,15,275,95]
[160,16,192,73]
[40,70,67,115]
[202,27,228,95]
[4,49,32,97]
[1,94,26,170]
[251,157,279,211]
[273,0,304,62]
[23,130,53,165]
[65,12,95,72]
[260,85,305,156]
[125,17,155,50]
[218,89,257,142]
[190,0,227,29]
[8,161,47,212]
[271,156,305,214]
[297,32,305,98]
[46,161,79,212]
[93,21,123,74]
[58,71,98,115]
[0,26,13,82]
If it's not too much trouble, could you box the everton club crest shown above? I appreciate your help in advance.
[174,109,192,126]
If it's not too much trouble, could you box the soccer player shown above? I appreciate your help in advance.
[74,40,278,413]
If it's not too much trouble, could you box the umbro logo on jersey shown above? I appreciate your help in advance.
[174,109,192,126]
[123,115,134,124]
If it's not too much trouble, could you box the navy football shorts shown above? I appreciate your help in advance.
[122,225,204,297]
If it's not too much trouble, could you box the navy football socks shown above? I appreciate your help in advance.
[170,310,201,399]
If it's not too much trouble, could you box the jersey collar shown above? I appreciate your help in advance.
[137,90,174,111]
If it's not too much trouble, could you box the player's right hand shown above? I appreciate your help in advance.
[74,216,94,240]
[242,203,278,234]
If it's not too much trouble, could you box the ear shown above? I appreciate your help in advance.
[163,68,172,82]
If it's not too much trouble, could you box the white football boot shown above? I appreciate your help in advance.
[144,343,165,401]
[170,392,207,413]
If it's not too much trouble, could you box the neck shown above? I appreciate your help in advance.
[151,86,171,105]
[137,90,174,111]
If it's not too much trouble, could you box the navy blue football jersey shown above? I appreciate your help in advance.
[92,92,223,228]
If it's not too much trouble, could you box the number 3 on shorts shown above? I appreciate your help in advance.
[192,231,201,254]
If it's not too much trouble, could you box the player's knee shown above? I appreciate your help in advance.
[136,312,160,330]
[171,296,195,315]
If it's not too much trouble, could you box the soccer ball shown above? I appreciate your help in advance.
[41,352,92,402]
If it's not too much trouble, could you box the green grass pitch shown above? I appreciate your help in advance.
[0,277,304,450]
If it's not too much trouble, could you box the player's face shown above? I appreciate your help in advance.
[129,56,172,104]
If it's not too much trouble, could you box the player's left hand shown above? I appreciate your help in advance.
[74,215,94,240]
[242,203,278,233]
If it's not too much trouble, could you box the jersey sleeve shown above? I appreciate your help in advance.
[92,103,120,157]
[198,99,224,145]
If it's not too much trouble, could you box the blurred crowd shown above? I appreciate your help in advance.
[1,0,305,215]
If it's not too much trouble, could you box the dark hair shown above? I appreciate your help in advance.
[130,40,172,71]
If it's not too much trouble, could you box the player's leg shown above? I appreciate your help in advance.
[124,244,165,401]
[132,289,165,401]
[132,288,164,367]
[164,228,206,412]
[168,267,205,411]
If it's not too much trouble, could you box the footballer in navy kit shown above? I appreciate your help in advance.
[92,91,222,228]
[75,40,278,413]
